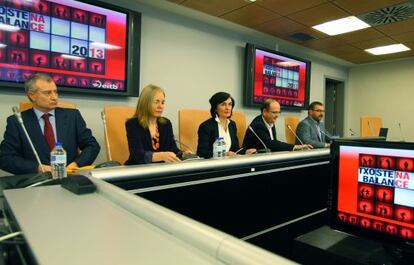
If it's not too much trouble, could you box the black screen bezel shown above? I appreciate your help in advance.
[244,43,311,111]
[329,139,414,250]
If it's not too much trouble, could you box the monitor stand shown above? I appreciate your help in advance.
[293,226,414,265]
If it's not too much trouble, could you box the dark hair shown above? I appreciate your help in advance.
[209,92,235,118]
[308,101,323,111]
[260,98,277,113]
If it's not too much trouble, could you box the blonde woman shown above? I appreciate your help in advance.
[125,84,181,164]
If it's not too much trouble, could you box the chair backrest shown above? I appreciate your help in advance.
[103,106,136,164]
[360,115,383,136]
[178,109,247,153]
[19,101,76,111]
[284,116,300,145]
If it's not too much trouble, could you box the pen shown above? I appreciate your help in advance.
[235,148,244,154]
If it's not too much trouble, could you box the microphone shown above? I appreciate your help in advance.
[174,139,200,160]
[248,126,270,153]
[320,127,331,141]
[287,124,305,146]
[12,106,45,174]
[398,122,406,142]
[99,111,121,167]
[100,111,112,161]
[349,128,356,136]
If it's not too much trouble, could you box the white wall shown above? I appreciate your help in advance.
[348,58,414,141]
[0,0,348,176]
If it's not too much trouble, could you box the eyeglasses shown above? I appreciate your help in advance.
[269,111,281,115]
[312,109,325,113]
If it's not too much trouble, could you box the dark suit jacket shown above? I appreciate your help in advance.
[296,116,331,148]
[0,108,100,175]
[243,115,293,152]
[125,118,181,165]
[197,117,240,159]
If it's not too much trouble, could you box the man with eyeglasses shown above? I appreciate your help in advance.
[243,98,312,152]
[296,101,331,148]
[0,73,100,175]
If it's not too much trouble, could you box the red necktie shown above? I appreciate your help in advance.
[42,113,55,150]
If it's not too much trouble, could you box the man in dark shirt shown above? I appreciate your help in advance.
[243,99,311,152]
[0,73,100,175]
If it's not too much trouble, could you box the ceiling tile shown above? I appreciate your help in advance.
[352,37,398,49]
[346,55,385,64]
[337,28,387,44]
[253,17,305,37]
[287,3,350,27]
[167,0,186,4]
[379,49,414,60]
[302,37,348,50]
[221,4,281,27]
[376,18,414,36]
[255,0,326,16]
[181,0,250,16]
[323,45,362,58]
[392,31,414,43]
[333,0,407,15]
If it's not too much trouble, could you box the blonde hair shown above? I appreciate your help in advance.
[133,84,167,128]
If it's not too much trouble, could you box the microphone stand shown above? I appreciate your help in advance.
[12,107,44,173]
[101,111,112,161]
[248,126,270,153]
[174,139,199,160]
[398,122,406,142]
[287,125,304,145]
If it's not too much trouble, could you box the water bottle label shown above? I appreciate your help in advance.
[51,155,66,164]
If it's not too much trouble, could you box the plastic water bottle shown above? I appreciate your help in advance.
[51,142,67,179]
[220,137,226,157]
[213,137,221,158]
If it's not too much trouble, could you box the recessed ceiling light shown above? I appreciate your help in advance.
[312,16,370,36]
[365,44,410,55]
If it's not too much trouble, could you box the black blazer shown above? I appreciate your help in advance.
[197,117,240,158]
[125,118,181,165]
[243,115,293,152]
[0,108,100,175]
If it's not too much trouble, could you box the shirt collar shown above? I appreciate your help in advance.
[33,108,56,121]
[262,115,274,129]
[309,116,320,125]
[215,115,230,126]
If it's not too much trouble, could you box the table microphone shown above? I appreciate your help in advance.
[12,106,44,174]
[286,124,305,146]
[248,126,270,153]
[320,128,332,141]
[174,139,200,160]
[398,122,406,142]
[100,111,112,161]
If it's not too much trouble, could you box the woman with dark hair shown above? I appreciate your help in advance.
[197,92,256,158]
[125,84,182,165]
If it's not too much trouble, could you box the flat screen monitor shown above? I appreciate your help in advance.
[244,43,311,110]
[330,139,414,252]
[0,0,140,96]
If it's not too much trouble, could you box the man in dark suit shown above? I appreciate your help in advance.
[0,73,100,175]
[243,99,311,152]
[296,101,331,148]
